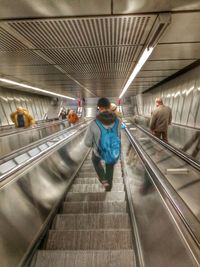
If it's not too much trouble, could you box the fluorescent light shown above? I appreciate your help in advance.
[0,78,76,100]
[119,47,154,99]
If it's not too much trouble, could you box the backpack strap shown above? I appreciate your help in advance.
[112,119,119,135]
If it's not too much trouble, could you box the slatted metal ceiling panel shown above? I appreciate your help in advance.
[0,27,27,51]
[0,15,156,96]
[0,50,49,65]
[9,16,152,47]
[0,65,62,75]
[0,15,157,97]
[40,46,138,65]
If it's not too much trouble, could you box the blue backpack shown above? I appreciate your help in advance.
[95,119,121,164]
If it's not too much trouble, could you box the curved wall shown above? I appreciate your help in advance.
[0,87,52,126]
[136,64,200,129]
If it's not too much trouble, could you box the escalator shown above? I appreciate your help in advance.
[31,153,136,267]
[0,119,85,158]
[0,120,199,267]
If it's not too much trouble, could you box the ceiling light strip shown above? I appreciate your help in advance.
[119,47,154,99]
[0,78,76,100]
[119,13,171,99]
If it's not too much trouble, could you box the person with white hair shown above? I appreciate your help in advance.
[150,97,172,142]
[110,103,122,119]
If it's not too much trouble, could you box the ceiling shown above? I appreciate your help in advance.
[0,0,200,98]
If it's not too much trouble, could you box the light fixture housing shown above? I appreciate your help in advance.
[0,78,76,100]
[119,13,171,99]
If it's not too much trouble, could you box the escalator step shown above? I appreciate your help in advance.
[74,177,123,184]
[76,170,122,178]
[45,230,133,250]
[33,249,135,267]
[80,165,121,171]
[62,201,127,214]
[69,183,124,193]
[53,213,130,230]
[65,192,126,202]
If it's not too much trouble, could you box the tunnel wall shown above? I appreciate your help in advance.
[135,64,200,129]
[0,87,52,126]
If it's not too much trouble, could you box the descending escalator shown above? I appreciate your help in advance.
[31,153,136,267]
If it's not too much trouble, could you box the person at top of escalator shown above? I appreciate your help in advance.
[67,109,79,126]
[84,97,121,191]
[10,106,36,128]
[150,97,172,142]
[110,103,123,119]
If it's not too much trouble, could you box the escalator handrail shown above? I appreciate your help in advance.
[0,119,69,138]
[0,123,89,184]
[124,127,200,250]
[0,120,90,163]
[135,123,200,172]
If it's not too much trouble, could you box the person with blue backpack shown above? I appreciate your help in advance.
[84,97,121,191]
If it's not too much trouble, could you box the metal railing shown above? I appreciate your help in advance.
[0,121,90,183]
[134,123,200,172]
[124,126,200,264]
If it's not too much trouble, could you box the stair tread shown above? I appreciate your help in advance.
[62,201,127,214]
[45,229,133,250]
[65,192,126,202]
[69,183,124,193]
[74,178,123,184]
[53,213,130,230]
[33,249,135,267]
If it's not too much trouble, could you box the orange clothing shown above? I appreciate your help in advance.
[10,110,35,128]
[68,112,79,124]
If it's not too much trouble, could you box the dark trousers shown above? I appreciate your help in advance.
[154,131,168,142]
[92,152,114,190]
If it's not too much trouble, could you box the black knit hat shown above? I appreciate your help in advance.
[97,97,110,108]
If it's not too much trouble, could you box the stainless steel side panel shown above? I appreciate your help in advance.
[0,129,89,267]
[0,121,68,158]
[122,131,199,267]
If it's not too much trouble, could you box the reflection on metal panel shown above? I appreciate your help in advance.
[122,131,199,267]
[0,129,88,267]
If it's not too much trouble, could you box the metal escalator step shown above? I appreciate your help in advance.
[81,165,121,170]
[75,176,123,181]
[77,170,122,178]
[45,230,133,250]
[74,177,123,184]
[33,249,135,267]
[69,183,124,193]
[65,192,126,202]
[61,201,127,214]
[53,213,130,230]
[82,162,121,168]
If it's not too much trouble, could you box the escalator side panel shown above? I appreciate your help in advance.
[122,131,199,267]
[0,130,88,267]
